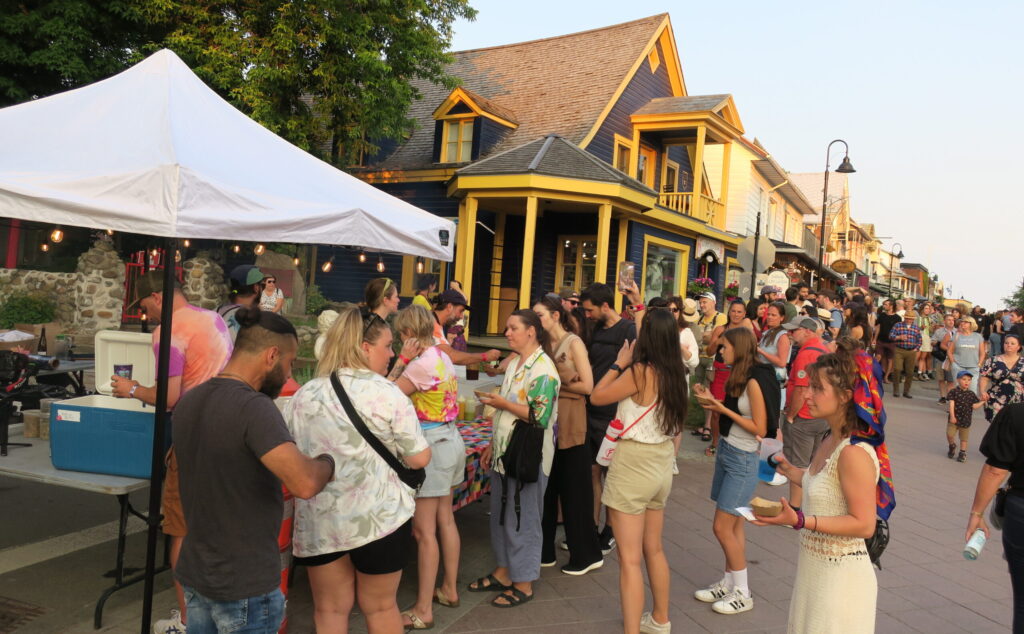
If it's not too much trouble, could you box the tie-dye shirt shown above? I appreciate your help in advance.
[152,304,233,403]
[401,346,459,423]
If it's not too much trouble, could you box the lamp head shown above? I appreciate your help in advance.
[836,156,856,173]
[896,250,905,259]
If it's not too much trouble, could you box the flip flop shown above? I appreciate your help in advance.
[401,610,434,630]
[467,574,511,593]
[433,587,460,608]
[491,586,534,608]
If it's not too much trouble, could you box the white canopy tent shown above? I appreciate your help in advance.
[0,49,457,633]
[0,49,454,260]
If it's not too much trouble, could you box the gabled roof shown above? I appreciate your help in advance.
[633,94,743,131]
[457,134,656,195]
[433,87,519,126]
[789,172,850,220]
[374,14,674,170]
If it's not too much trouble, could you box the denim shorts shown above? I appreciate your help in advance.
[418,423,467,497]
[709,438,759,516]
[183,587,285,634]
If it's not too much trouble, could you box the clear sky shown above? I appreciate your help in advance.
[450,1,1023,309]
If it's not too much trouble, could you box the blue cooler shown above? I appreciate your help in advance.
[50,330,167,479]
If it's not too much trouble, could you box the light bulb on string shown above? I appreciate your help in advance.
[232,244,241,253]
[50,227,64,243]
[40,243,49,252]
[322,256,334,273]
[358,250,367,264]
[106,229,115,236]
[293,257,300,266]
[376,256,385,273]
[416,258,425,274]
[183,239,191,248]
[254,244,265,255]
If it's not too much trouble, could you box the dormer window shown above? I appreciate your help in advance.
[443,118,475,163]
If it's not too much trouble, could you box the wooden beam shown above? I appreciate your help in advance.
[691,125,706,202]
[487,212,507,334]
[718,140,732,230]
[595,203,612,284]
[461,197,478,306]
[519,197,538,309]
[614,218,629,312]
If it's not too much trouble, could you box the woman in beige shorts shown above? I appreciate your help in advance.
[591,297,690,634]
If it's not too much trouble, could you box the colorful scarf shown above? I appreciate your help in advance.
[850,351,895,520]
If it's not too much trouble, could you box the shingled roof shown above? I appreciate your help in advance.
[375,14,669,170]
[633,95,730,116]
[457,134,657,195]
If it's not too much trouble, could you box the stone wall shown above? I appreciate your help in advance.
[181,251,228,310]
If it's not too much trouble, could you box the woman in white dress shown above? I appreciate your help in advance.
[753,345,893,634]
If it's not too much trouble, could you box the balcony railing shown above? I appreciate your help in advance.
[657,192,723,224]
[802,226,820,260]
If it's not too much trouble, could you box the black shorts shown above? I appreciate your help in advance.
[294,519,412,575]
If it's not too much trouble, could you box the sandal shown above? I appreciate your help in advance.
[401,611,434,630]
[433,587,460,608]
[491,586,534,608]
[468,574,511,593]
[704,445,716,457]
[691,427,705,436]
[701,431,712,442]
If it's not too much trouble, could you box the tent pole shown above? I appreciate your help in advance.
[140,237,177,633]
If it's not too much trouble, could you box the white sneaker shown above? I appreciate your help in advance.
[672,460,679,475]
[559,539,569,551]
[153,609,186,634]
[694,580,730,603]
[712,588,754,614]
[640,611,672,633]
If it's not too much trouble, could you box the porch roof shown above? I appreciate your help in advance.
[456,134,657,195]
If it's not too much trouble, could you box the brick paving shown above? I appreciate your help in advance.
[8,378,1015,633]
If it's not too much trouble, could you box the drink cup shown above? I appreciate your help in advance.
[114,364,133,380]
[759,437,784,483]
[964,528,987,560]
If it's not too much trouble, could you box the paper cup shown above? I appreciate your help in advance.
[114,364,133,379]
[758,437,784,483]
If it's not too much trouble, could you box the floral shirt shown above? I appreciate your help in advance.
[283,368,428,556]
[492,347,560,477]
[402,346,459,423]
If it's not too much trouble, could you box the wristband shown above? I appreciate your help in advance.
[316,453,336,480]
[399,355,411,365]
[609,363,622,373]
[128,383,139,399]
[970,510,984,517]
[793,509,806,530]
[633,304,646,311]
[480,352,488,362]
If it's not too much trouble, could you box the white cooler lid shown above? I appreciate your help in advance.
[94,330,156,396]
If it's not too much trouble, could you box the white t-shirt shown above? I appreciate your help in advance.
[679,328,700,371]
[259,288,283,311]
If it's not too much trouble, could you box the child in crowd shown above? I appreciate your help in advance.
[946,370,983,463]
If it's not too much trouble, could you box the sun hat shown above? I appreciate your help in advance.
[681,298,699,323]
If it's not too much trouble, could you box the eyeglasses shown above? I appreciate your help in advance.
[265,279,276,284]
[568,299,579,306]
[670,308,680,314]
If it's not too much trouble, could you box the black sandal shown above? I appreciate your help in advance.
[467,574,511,593]
[491,586,534,608]
[701,430,712,442]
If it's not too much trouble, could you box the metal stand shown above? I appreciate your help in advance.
[94,494,171,629]
[0,397,31,456]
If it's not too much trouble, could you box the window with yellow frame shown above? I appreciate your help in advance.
[641,235,690,303]
[401,256,448,297]
[637,146,657,189]
[555,235,598,293]
[613,134,633,174]
[442,118,474,163]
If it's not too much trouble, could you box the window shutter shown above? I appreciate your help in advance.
[432,120,444,162]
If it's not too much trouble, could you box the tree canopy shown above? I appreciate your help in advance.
[1,0,476,166]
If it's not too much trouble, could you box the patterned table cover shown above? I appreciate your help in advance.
[453,418,492,511]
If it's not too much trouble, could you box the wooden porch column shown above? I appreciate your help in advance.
[519,196,538,309]
[614,218,629,312]
[718,141,732,230]
[594,203,612,284]
[455,196,478,302]
[487,212,507,334]
[691,125,707,219]
[629,128,642,180]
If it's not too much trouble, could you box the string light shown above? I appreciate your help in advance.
[254,244,265,255]
[232,244,241,253]
[416,258,425,274]
[40,243,49,252]
[106,229,115,236]
[50,227,64,243]
[376,255,385,273]
[183,239,191,248]
[321,256,334,273]
[293,257,300,266]
[150,248,159,257]
[358,250,367,263]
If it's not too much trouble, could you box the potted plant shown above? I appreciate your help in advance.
[0,292,59,353]
[687,276,715,298]
[724,280,741,303]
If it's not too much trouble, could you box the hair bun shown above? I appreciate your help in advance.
[235,305,263,328]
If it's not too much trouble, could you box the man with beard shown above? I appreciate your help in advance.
[580,282,637,554]
[173,307,335,633]
[218,264,267,342]
[431,289,500,367]
[111,270,233,634]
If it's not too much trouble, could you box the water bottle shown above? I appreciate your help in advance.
[963,529,987,560]
[596,419,625,466]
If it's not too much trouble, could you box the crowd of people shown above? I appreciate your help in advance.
[108,261,1024,633]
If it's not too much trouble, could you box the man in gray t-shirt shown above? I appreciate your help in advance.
[174,309,334,633]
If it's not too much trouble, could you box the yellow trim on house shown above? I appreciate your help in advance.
[447,174,656,210]
[358,168,457,184]
[487,213,507,334]
[648,47,660,72]
[401,257,447,296]
[579,15,684,150]
[554,235,599,292]
[595,204,612,284]
[638,145,658,189]
[725,256,740,287]
[520,197,539,309]
[641,209,741,246]
[613,133,634,173]
[432,87,519,129]
[657,22,686,96]
[614,219,629,312]
[442,118,475,163]
[640,234,691,299]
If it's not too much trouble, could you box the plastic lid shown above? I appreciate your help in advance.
[94,330,156,396]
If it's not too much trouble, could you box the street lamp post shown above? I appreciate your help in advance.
[887,242,904,300]
[815,140,856,289]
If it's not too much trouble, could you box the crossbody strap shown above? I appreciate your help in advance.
[620,401,659,437]
[329,371,407,477]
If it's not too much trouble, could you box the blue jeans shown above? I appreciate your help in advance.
[183,587,285,634]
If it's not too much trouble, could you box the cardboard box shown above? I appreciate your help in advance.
[13,322,60,354]
[0,329,38,352]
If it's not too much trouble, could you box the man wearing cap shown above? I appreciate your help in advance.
[432,289,500,367]
[889,309,923,398]
[781,316,830,509]
[218,265,266,342]
[559,288,582,334]
[110,270,234,634]
[817,289,843,340]
[696,293,727,386]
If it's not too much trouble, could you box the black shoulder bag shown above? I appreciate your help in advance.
[498,404,545,531]
[329,371,425,491]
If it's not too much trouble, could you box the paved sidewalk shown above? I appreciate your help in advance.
[5,378,1014,632]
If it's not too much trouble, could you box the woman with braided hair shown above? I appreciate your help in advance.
[752,343,894,633]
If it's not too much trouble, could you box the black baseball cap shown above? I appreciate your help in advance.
[436,289,471,311]
[127,270,181,311]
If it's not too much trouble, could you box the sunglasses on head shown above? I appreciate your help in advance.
[266,279,276,284]
[363,312,385,338]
